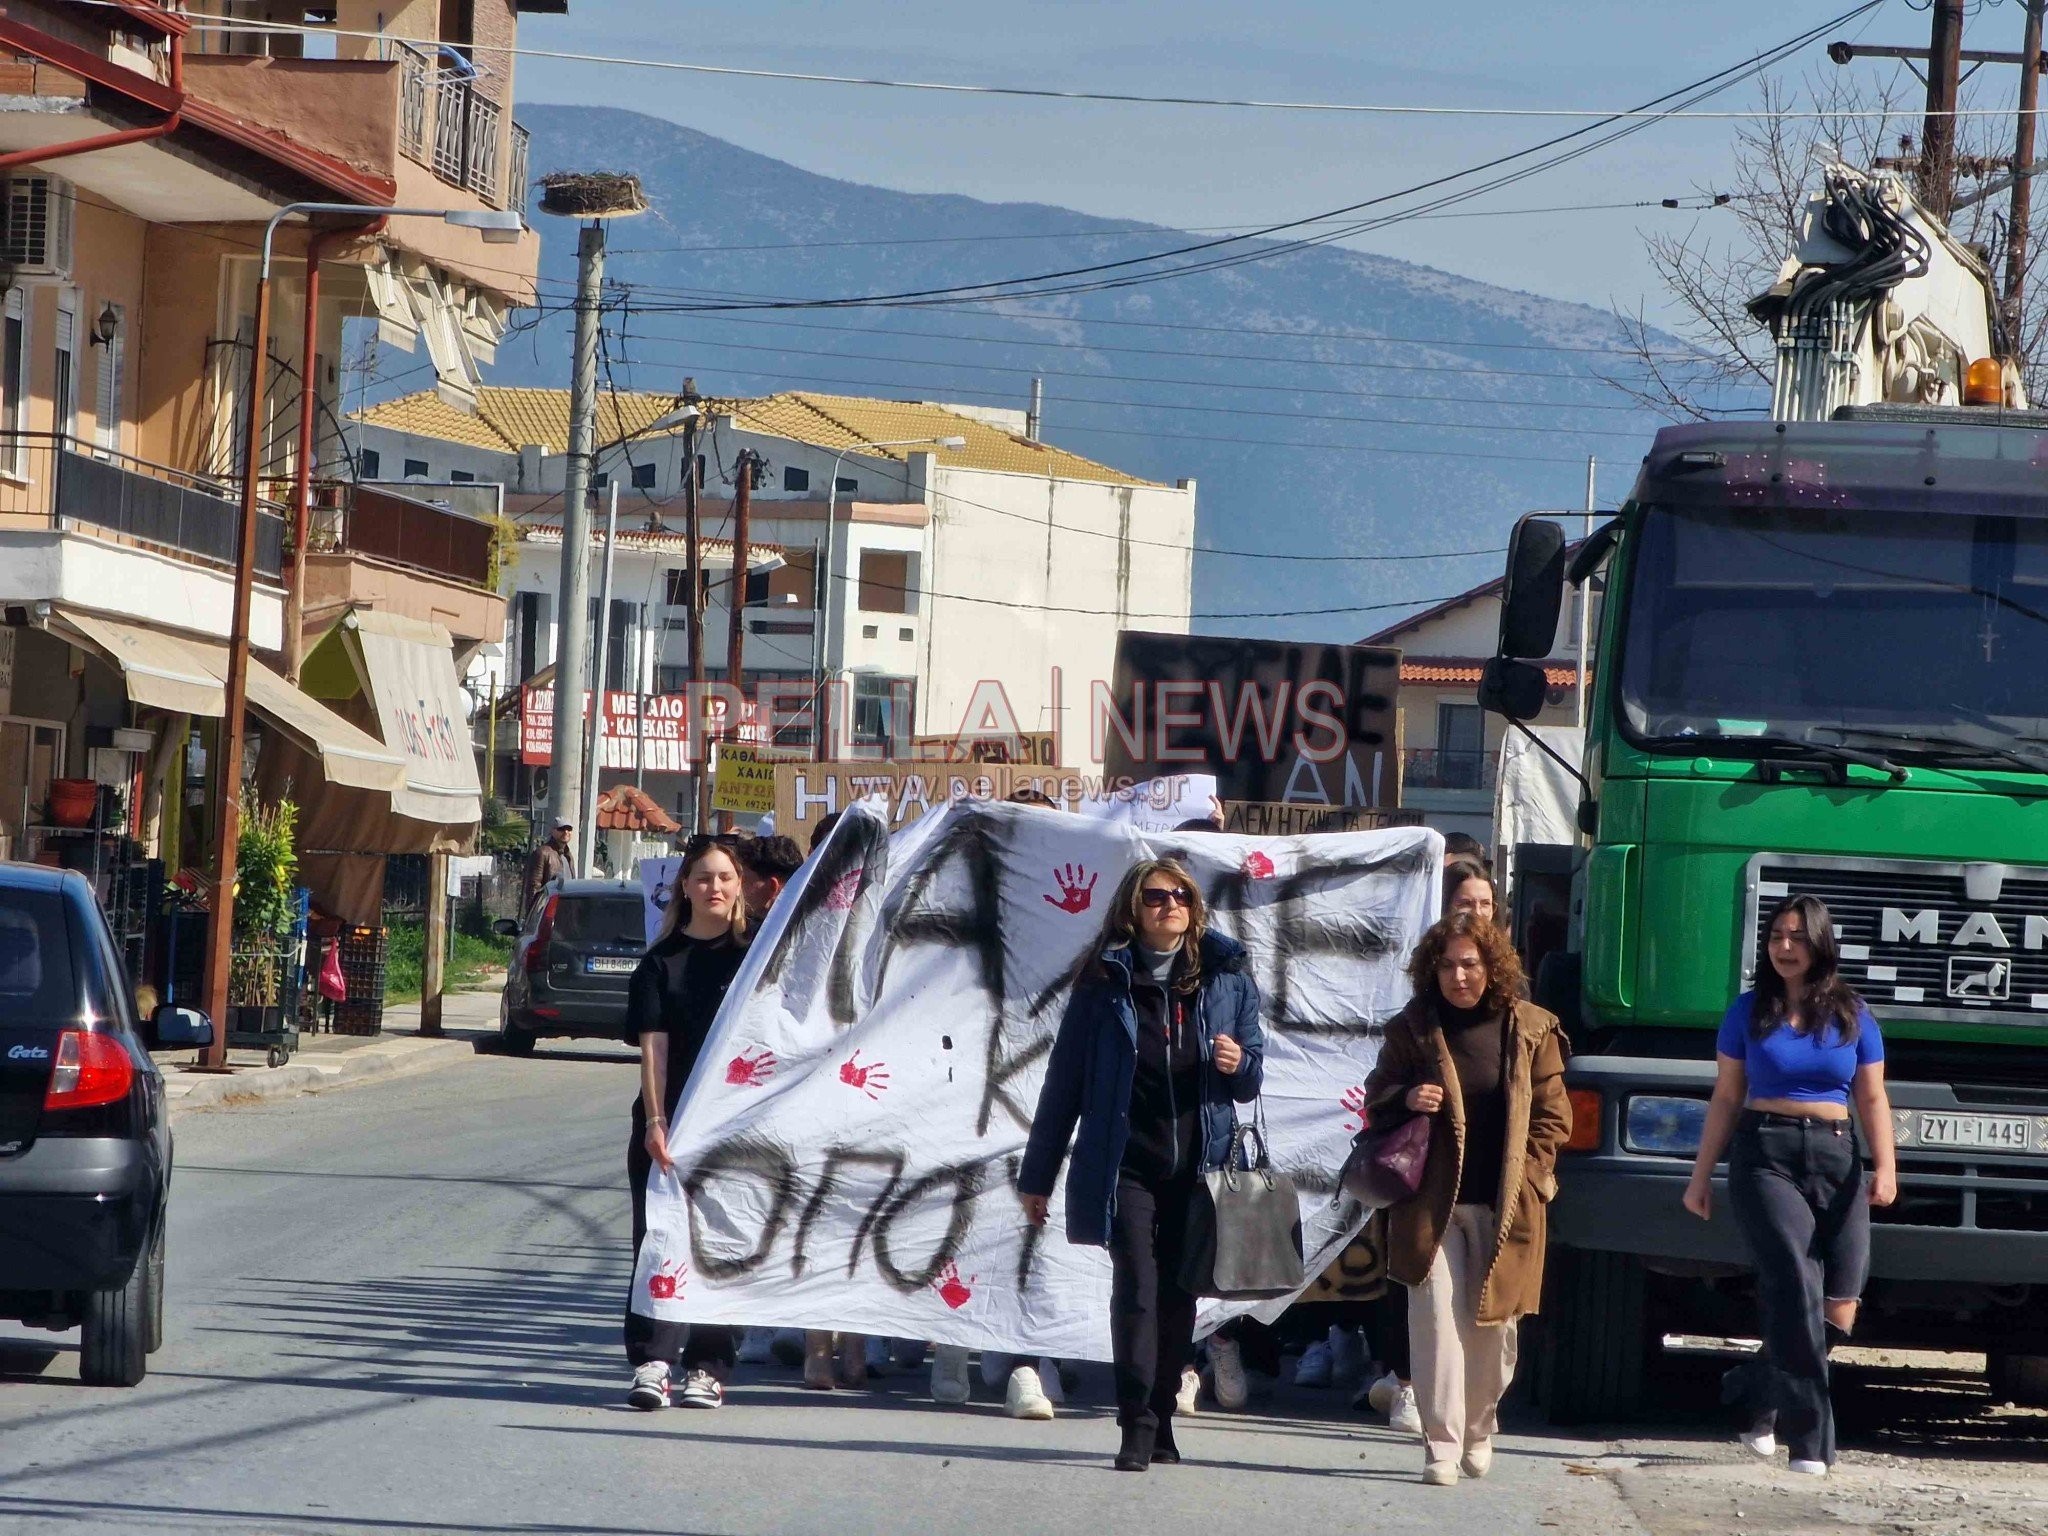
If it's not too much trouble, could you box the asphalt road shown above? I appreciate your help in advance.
[0,1045,1642,1536]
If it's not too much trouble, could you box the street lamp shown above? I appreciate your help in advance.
[813,435,965,760]
[197,199,525,1066]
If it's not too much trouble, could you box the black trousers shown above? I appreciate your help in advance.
[1109,1173,1199,1432]
[624,1101,737,1372]
[1727,1111,1870,1466]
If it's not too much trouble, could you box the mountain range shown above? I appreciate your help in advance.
[473,104,1684,640]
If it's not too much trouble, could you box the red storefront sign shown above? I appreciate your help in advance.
[518,686,766,770]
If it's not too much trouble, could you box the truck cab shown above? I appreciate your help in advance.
[1484,407,2048,1420]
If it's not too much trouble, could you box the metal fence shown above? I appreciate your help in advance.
[397,42,517,209]
[1402,747,1497,793]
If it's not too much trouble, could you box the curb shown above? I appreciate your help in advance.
[165,1033,492,1119]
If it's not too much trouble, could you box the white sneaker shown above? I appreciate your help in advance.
[1036,1356,1066,1407]
[1362,1369,1400,1416]
[1210,1336,1250,1411]
[1294,1339,1334,1388]
[1741,1427,1778,1458]
[979,1350,1013,1392]
[1176,1364,1202,1416]
[1390,1384,1423,1437]
[1460,1440,1493,1479]
[1789,1458,1828,1476]
[1329,1324,1367,1384]
[626,1360,670,1410]
[735,1328,773,1365]
[931,1344,972,1405]
[1422,1460,1459,1487]
[676,1367,724,1409]
[1004,1364,1055,1420]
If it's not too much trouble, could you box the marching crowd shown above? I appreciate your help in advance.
[574,810,1897,1486]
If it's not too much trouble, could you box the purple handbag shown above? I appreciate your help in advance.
[1339,1110,1433,1210]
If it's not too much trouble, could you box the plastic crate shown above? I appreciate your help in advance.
[333,924,388,1036]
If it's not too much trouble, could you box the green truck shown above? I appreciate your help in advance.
[1482,407,2048,1420]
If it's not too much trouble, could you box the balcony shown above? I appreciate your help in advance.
[0,433,283,580]
[1403,747,1497,794]
[299,481,504,647]
[397,43,511,209]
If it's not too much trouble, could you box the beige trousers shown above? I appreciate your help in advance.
[1407,1203,1519,1468]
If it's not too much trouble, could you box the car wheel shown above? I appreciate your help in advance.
[499,1008,537,1056]
[80,1244,150,1387]
[144,1221,166,1354]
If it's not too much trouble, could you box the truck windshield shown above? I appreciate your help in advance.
[1617,504,2048,757]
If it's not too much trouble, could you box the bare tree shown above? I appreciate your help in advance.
[1610,67,2039,418]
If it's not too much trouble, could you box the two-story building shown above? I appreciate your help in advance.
[353,385,1198,814]
[0,1,550,944]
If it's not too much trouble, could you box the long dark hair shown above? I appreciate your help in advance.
[1753,893,1860,1040]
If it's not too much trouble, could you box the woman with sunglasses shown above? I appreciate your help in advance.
[622,833,751,1412]
[1019,858,1265,1472]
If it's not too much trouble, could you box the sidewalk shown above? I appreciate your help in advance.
[156,988,506,1119]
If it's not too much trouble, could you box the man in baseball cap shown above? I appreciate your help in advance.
[523,816,574,916]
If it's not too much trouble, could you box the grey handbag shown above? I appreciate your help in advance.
[1179,1112,1306,1300]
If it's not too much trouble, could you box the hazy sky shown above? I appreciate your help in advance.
[507,0,1967,318]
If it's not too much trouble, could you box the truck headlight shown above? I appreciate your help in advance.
[1623,1095,1709,1158]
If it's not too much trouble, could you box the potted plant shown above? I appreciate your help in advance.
[228,798,298,1040]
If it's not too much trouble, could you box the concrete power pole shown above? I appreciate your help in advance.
[2010,2,2047,338]
[551,220,603,874]
[1922,0,1967,218]
[680,390,707,835]
[728,450,761,690]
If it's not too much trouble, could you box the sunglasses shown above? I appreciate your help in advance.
[1141,887,1194,910]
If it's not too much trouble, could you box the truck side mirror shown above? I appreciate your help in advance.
[1478,657,1549,722]
[1498,515,1567,659]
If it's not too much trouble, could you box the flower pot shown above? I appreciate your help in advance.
[48,779,98,828]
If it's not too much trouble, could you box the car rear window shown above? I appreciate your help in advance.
[551,894,647,946]
[0,888,78,1025]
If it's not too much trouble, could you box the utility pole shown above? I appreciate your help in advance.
[677,383,707,835]
[581,478,619,868]
[728,450,762,690]
[1922,0,1967,218]
[551,219,603,874]
[1575,456,1595,730]
[2011,2,2047,338]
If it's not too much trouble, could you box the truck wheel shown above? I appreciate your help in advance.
[144,1222,166,1354]
[1536,1245,1647,1424]
[1989,1353,2048,1406]
[80,1247,150,1387]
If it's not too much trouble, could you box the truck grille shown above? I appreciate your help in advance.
[1745,855,2048,1028]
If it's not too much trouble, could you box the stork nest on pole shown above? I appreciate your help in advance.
[537,172,649,219]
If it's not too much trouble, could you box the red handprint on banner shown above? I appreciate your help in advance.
[933,1261,975,1310]
[725,1048,776,1087]
[1242,850,1276,880]
[839,1050,891,1100]
[826,869,862,911]
[1342,1084,1369,1134]
[1043,863,1097,914]
[647,1259,687,1301]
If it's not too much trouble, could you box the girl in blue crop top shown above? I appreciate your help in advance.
[1682,894,1897,1475]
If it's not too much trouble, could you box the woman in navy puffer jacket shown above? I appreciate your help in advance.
[1019,857,1265,1472]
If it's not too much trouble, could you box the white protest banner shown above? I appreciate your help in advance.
[639,856,679,946]
[1066,772,1218,833]
[630,799,1441,1359]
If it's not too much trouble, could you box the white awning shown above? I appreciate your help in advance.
[55,610,223,716]
[338,608,483,826]
[53,609,406,795]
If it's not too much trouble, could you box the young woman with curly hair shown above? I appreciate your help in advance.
[1360,909,1572,1487]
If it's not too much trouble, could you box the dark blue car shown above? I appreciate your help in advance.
[0,863,212,1386]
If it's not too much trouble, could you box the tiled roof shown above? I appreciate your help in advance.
[356,388,1158,487]
[1402,657,1578,687]
[595,784,681,834]
[518,523,782,564]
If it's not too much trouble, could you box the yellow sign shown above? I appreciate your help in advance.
[712,744,776,815]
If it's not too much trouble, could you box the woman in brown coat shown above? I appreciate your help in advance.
[1361,909,1572,1487]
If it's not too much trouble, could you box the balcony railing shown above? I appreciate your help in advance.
[397,42,516,210]
[508,121,531,219]
[1403,747,1497,794]
[0,433,284,582]
[307,482,496,591]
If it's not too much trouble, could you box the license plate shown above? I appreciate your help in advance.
[585,957,637,975]
[1915,1112,2034,1151]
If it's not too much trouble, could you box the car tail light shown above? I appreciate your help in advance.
[1564,1087,1604,1153]
[525,895,559,974]
[43,1030,134,1111]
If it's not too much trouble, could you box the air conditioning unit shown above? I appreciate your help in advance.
[0,175,74,279]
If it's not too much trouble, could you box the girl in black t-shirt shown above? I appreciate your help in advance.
[622,834,749,1412]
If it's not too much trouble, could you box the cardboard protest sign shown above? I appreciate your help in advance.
[1222,801,1425,837]
[630,799,1441,1358]
[772,762,1009,840]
